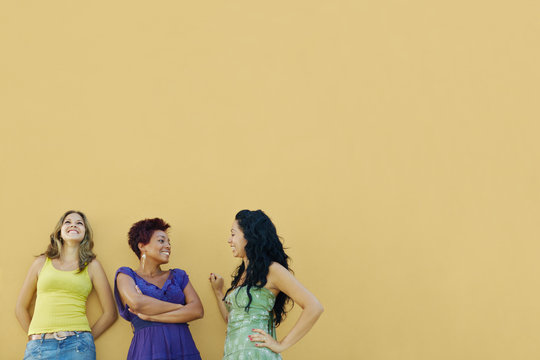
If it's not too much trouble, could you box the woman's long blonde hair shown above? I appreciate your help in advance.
[42,210,96,272]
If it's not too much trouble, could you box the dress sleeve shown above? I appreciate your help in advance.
[173,268,190,290]
[114,267,135,321]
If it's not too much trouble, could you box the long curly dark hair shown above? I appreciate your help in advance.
[224,209,293,326]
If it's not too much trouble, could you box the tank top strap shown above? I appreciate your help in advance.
[42,256,52,270]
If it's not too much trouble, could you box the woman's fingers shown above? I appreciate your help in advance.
[248,335,265,342]
[249,329,268,342]
[128,308,139,316]
[128,308,150,320]
[249,329,280,351]
[209,273,223,287]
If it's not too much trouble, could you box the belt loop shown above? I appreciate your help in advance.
[40,333,45,344]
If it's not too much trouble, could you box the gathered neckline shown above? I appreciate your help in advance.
[133,268,174,291]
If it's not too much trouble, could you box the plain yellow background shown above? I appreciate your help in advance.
[1,1,539,359]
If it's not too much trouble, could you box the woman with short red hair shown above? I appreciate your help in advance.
[115,218,203,360]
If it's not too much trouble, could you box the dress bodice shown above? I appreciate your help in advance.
[223,286,282,359]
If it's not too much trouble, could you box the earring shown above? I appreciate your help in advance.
[141,253,146,269]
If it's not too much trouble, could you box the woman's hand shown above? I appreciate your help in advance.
[128,285,147,318]
[129,307,152,321]
[209,273,224,294]
[209,272,229,323]
[249,329,285,353]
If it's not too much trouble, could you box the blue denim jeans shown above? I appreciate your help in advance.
[23,332,95,360]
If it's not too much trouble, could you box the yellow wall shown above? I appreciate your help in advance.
[1,1,539,359]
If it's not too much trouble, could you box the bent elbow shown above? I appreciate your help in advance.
[15,304,26,319]
[128,297,144,313]
[196,306,204,320]
[318,303,324,316]
[102,309,118,329]
[312,300,324,317]
[110,310,119,323]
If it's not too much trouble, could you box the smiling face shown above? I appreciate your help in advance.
[60,212,86,242]
[228,220,248,259]
[139,230,171,264]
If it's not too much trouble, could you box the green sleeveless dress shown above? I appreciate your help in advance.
[223,287,282,360]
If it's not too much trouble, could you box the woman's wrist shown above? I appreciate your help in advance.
[276,339,289,353]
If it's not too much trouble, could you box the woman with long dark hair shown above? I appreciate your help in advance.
[15,210,117,360]
[115,218,203,360]
[210,210,323,359]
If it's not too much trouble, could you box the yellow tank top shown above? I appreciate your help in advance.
[28,257,93,335]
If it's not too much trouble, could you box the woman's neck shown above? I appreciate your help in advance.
[137,261,163,277]
[60,241,80,263]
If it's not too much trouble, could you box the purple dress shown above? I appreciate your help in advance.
[114,267,201,360]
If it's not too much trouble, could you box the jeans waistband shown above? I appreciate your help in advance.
[28,331,89,341]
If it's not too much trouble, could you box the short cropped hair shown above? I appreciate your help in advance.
[128,218,170,258]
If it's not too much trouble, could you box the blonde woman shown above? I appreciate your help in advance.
[15,210,117,360]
